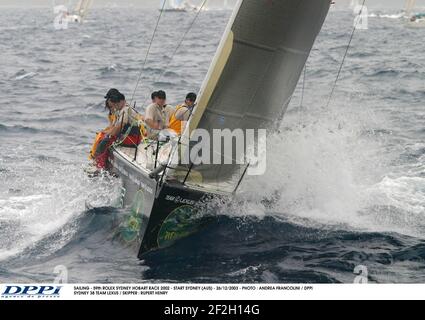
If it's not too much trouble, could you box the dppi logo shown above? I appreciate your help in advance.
[2,286,62,298]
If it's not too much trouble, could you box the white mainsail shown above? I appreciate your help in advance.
[350,0,360,12]
[353,4,368,29]
[406,0,416,16]
[184,0,332,183]
[160,0,188,11]
[405,0,425,24]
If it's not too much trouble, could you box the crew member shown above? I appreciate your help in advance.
[168,92,197,135]
[89,88,119,160]
[144,90,174,138]
[94,93,142,168]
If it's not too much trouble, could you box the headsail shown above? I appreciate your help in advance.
[183,0,331,187]
[74,0,93,20]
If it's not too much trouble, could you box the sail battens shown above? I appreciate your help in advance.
[276,45,310,56]
[235,38,310,57]
[234,39,276,53]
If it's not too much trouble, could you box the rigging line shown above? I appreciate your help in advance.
[325,0,366,109]
[130,0,168,104]
[298,64,307,126]
[300,64,307,109]
[139,0,209,109]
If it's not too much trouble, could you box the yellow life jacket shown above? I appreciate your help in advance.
[89,113,117,160]
[108,113,116,125]
[139,122,147,138]
[168,105,186,135]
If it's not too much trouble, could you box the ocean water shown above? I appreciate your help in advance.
[0,7,424,283]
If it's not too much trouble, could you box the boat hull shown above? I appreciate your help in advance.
[66,14,82,23]
[110,147,215,258]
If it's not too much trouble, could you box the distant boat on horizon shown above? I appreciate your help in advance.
[405,0,425,26]
[53,0,93,25]
[159,0,196,12]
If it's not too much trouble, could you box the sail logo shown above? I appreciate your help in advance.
[1,286,62,298]
[175,128,267,176]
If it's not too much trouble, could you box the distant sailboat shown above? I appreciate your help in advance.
[352,1,368,30]
[64,0,93,23]
[405,0,425,25]
[53,0,93,25]
[73,0,93,22]
[160,0,192,12]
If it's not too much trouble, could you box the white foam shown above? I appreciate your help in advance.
[377,13,405,19]
[0,162,120,261]
[226,101,425,238]
[14,72,38,80]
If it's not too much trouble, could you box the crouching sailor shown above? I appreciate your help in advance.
[94,92,142,169]
[89,88,119,160]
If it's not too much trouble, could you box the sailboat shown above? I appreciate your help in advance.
[350,0,367,15]
[405,0,425,26]
[352,1,368,30]
[160,0,192,12]
[67,0,93,23]
[109,0,332,258]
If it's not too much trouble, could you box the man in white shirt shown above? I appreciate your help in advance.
[144,90,174,138]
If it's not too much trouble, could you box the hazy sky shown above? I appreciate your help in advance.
[0,0,424,9]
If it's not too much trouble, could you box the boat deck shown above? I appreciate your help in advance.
[114,144,238,195]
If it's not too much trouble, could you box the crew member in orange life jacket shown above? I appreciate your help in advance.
[168,92,197,135]
[89,88,119,159]
[94,93,142,168]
